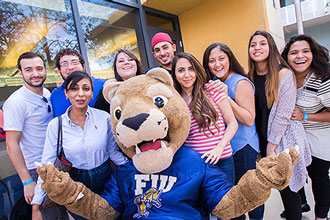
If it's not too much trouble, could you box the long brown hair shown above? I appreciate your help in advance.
[203,43,246,81]
[171,52,220,135]
[248,30,290,109]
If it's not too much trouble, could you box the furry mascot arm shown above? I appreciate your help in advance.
[37,164,119,220]
[212,147,300,220]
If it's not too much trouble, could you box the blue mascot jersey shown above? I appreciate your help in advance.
[100,147,233,220]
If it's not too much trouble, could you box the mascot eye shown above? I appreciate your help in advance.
[153,96,168,108]
[113,107,122,120]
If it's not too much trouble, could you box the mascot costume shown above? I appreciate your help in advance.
[37,68,300,220]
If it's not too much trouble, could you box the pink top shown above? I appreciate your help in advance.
[184,87,233,159]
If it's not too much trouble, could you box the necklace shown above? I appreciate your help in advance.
[299,72,312,102]
[299,72,311,88]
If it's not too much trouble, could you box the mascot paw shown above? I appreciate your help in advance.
[36,163,84,206]
[283,145,300,166]
[256,146,300,191]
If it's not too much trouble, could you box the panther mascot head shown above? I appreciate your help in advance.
[103,67,190,174]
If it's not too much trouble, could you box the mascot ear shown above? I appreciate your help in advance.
[146,67,173,87]
[103,80,121,104]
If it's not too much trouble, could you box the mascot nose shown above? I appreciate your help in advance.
[122,113,150,131]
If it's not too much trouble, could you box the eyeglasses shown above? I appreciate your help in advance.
[60,59,81,67]
[42,97,52,113]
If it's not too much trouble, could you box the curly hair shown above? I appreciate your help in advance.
[281,34,330,80]
[55,48,84,70]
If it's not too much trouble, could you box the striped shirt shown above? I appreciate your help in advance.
[297,73,330,130]
[296,73,330,161]
[184,88,233,159]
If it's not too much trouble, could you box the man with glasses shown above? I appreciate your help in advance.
[3,52,68,219]
[51,48,105,117]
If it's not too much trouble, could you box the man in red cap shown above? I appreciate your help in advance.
[151,32,176,74]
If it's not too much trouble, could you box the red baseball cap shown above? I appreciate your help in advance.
[151,32,173,49]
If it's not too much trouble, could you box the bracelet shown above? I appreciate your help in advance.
[23,178,34,186]
[303,113,308,121]
[227,96,231,100]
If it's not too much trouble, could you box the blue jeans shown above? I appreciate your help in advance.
[216,156,235,185]
[214,156,235,220]
[68,159,112,220]
[232,144,264,220]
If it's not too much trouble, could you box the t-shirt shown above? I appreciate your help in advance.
[184,88,232,159]
[3,86,53,169]
[296,73,330,161]
[50,76,105,117]
[101,146,232,220]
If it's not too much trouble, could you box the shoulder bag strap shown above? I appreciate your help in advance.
[56,116,63,157]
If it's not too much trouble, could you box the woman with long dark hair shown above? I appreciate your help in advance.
[171,52,238,185]
[248,30,311,220]
[282,34,330,220]
[203,43,263,220]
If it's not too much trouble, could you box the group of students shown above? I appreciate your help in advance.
[2,29,330,220]
[150,31,330,220]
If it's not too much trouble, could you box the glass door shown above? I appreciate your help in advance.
[144,8,183,68]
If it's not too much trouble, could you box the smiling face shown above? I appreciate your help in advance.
[19,57,47,89]
[208,47,231,81]
[115,52,138,81]
[249,35,270,63]
[287,40,313,76]
[174,58,196,92]
[65,78,93,111]
[59,55,84,80]
[153,41,176,70]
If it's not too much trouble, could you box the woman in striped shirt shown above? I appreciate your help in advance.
[282,34,330,220]
[171,52,238,185]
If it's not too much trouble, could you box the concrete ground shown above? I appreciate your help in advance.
[264,179,315,220]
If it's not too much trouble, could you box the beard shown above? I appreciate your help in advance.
[23,76,46,88]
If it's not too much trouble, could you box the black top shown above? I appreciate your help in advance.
[94,88,110,113]
[254,73,270,157]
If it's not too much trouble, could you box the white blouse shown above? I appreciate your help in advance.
[32,106,128,205]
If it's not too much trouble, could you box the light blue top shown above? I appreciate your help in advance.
[51,76,105,117]
[224,73,260,154]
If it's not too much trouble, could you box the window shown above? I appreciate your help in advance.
[280,0,306,8]
[78,0,143,79]
[0,0,79,103]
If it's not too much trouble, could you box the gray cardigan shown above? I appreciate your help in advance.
[267,70,311,192]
